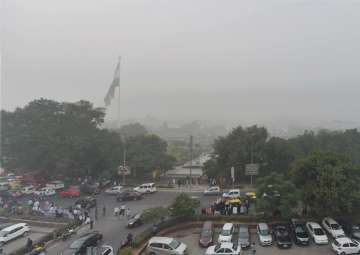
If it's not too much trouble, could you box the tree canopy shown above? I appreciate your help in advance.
[118,123,148,139]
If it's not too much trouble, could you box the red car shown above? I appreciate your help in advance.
[60,186,80,198]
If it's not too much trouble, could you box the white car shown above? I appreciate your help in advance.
[218,223,235,243]
[34,187,56,196]
[105,186,123,195]
[206,242,241,255]
[134,183,156,194]
[146,236,187,255]
[0,223,30,244]
[46,181,65,190]
[306,222,329,244]
[257,223,273,246]
[204,186,221,196]
[21,185,35,195]
[332,237,360,255]
[222,189,241,199]
[322,217,345,238]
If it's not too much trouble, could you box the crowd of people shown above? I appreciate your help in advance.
[204,197,252,216]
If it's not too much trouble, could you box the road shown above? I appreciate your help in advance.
[46,191,214,255]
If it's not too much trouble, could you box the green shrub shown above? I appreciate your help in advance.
[141,207,168,223]
[117,247,133,255]
[169,193,199,217]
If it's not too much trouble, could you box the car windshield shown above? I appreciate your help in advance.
[295,226,308,237]
[331,224,340,230]
[201,229,212,237]
[0,231,8,237]
[169,239,181,249]
[314,228,325,235]
[221,229,232,236]
[70,238,86,249]
[239,230,249,238]
[260,229,269,235]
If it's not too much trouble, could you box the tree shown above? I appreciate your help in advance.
[118,123,147,139]
[291,151,360,217]
[256,172,300,218]
[169,193,199,217]
[126,134,175,177]
[211,125,268,182]
[1,98,123,179]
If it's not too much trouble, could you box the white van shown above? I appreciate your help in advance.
[22,185,35,195]
[0,223,30,244]
[34,187,56,196]
[46,181,65,190]
[134,183,156,194]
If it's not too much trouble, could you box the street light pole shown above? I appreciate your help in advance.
[189,135,193,191]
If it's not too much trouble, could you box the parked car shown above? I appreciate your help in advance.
[272,224,292,249]
[0,223,30,245]
[257,223,273,246]
[205,242,241,255]
[332,237,360,255]
[0,223,12,231]
[116,191,143,201]
[62,231,103,255]
[203,186,221,196]
[60,186,81,198]
[127,212,143,228]
[289,218,310,245]
[46,181,65,190]
[199,221,214,248]
[146,236,187,255]
[80,183,100,195]
[306,222,329,245]
[7,190,22,198]
[21,185,35,195]
[75,196,97,209]
[0,182,9,192]
[33,187,56,196]
[134,183,156,194]
[105,186,123,195]
[322,217,345,238]
[337,220,360,240]
[222,189,241,199]
[218,223,235,243]
[238,225,251,249]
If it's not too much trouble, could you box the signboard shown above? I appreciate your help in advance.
[230,167,235,181]
[118,165,130,176]
[245,163,259,176]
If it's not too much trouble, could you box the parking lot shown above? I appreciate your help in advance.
[1,224,55,254]
[154,227,334,255]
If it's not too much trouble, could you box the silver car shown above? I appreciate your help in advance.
[146,236,187,255]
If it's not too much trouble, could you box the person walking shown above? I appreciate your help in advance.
[94,206,98,220]
[120,204,126,216]
[126,208,131,219]
[90,219,94,229]
[251,242,256,255]
[26,237,33,252]
[102,205,106,217]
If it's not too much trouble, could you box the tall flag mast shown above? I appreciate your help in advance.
[104,57,121,128]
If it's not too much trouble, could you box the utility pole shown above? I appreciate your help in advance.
[122,138,127,186]
[189,135,193,191]
[117,56,121,129]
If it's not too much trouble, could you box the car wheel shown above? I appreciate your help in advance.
[340,252,346,255]
[149,252,156,255]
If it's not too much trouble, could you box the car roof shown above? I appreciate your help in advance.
[228,189,240,192]
[219,242,234,249]
[223,223,233,229]
[308,222,321,228]
[1,223,27,231]
[336,237,353,244]
[324,217,338,224]
[149,236,174,244]
[141,183,155,185]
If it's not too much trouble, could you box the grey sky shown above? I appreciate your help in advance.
[1,0,360,124]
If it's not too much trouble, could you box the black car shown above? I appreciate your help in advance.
[62,231,103,255]
[116,191,142,202]
[75,196,97,209]
[273,224,292,249]
[289,219,310,245]
[126,212,143,228]
[337,219,360,240]
[80,183,100,195]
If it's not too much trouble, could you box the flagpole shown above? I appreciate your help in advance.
[117,56,121,129]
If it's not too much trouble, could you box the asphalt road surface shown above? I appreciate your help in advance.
[45,191,215,255]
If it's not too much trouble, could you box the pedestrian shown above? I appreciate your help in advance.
[114,206,119,217]
[126,208,131,219]
[120,204,126,216]
[251,242,256,255]
[90,219,94,229]
[95,206,98,220]
[102,205,106,217]
[26,237,33,251]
